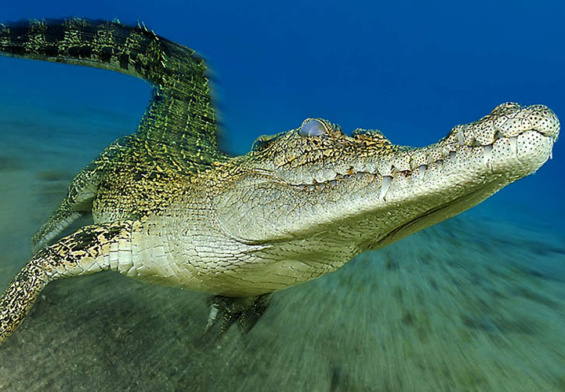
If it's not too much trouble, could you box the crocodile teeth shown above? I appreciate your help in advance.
[419,165,427,175]
[380,175,392,200]
[509,136,517,157]
[483,145,493,165]
[457,128,465,145]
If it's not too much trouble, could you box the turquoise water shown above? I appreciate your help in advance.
[0,1,564,391]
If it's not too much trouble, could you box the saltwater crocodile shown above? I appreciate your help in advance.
[0,18,559,345]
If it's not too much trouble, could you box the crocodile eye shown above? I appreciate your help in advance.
[299,119,327,137]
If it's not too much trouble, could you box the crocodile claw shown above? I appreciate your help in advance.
[204,294,272,337]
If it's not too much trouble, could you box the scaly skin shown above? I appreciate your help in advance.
[0,18,560,344]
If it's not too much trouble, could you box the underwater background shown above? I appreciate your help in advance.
[0,0,564,391]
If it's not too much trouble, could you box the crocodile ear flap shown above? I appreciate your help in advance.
[251,134,278,152]
[352,128,392,145]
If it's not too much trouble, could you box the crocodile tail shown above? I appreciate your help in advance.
[0,18,197,91]
[0,18,220,160]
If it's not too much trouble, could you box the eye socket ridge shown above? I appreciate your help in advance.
[298,119,329,137]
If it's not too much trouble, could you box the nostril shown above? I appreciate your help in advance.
[532,109,560,138]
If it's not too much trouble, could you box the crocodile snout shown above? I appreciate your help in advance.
[444,103,559,148]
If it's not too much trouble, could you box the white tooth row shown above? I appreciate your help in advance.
[293,171,378,191]
[293,140,511,192]
[454,121,526,147]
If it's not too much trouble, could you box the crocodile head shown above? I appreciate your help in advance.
[210,103,558,282]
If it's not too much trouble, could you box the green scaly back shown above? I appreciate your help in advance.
[0,18,227,250]
[0,17,224,170]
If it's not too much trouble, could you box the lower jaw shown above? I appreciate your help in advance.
[371,180,506,250]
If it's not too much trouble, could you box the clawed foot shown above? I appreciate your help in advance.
[204,294,272,337]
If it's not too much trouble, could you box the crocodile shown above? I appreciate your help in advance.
[0,18,559,345]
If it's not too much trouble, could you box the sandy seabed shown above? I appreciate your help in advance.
[0,109,564,392]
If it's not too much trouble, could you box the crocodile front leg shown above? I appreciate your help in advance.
[32,163,101,253]
[205,294,272,337]
[0,221,136,344]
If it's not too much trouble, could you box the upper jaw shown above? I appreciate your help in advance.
[265,103,559,193]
